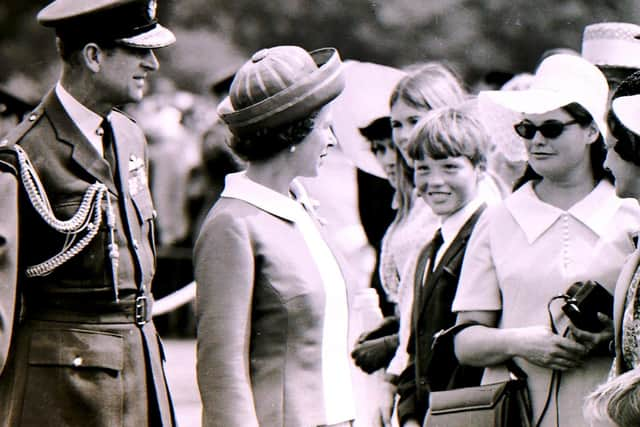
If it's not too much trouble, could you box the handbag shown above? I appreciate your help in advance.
[423,323,532,427]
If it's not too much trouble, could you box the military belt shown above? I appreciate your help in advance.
[26,296,153,326]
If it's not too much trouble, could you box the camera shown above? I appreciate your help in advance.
[561,280,613,332]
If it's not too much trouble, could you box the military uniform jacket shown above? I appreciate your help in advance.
[0,90,174,426]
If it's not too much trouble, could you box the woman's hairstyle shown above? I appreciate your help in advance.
[584,369,640,427]
[608,70,640,167]
[388,62,468,219]
[392,149,416,220]
[389,62,467,111]
[406,106,489,167]
[513,102,613,189]
[228,109,320,162]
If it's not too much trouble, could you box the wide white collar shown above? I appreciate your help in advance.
[504,180,621,244]
[221,171,311,223]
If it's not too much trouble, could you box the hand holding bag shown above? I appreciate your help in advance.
[423,322,532,427]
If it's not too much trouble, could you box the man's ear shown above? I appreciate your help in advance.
[81,43,102,73]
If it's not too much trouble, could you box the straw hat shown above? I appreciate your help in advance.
[217,46,345,137]
[480,54,609,137]
[582,22,640,69]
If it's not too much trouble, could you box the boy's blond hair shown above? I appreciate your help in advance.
[406,106,489,167]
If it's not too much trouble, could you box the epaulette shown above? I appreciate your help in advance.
[112,107,137,123]
[0,105,45,148]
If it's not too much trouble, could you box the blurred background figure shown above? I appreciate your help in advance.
[357,116,397,316]
[582,22,640,97]
[0,88,33,138]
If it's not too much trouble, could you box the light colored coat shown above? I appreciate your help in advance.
[195,176,355,427]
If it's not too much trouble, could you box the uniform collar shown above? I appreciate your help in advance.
[55,82,104,155]
[221,171,306,223]
[505,179,621,244]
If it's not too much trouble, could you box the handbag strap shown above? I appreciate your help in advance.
[433,321,528,381]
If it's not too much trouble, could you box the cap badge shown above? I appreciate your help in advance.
[147,0,157,20]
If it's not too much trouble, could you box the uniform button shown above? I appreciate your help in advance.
[72,356,83,367]
[133,239,139,250]
[152,209,158,219]
[419,378,427,386]
[28,114,37,122]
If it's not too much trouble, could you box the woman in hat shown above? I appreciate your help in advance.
[602,71,640,381]
[452,54,640,426]
[194,46,355,427]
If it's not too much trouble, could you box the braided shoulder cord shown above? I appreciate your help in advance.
[14,146,120,300]
[15,146,102,233]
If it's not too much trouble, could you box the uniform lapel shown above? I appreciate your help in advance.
[43,91,118,194]
[109,113,130,197]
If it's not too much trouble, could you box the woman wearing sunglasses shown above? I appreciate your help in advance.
[451,54,640,426]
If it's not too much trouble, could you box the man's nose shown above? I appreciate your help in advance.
[142,50,160,71]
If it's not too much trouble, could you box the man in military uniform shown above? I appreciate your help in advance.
[0,1,176,425]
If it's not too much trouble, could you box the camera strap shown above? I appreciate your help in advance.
[534,294,571,427]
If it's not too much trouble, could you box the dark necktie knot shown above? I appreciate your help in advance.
[429,228,444,272]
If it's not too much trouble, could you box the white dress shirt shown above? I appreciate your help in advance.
[55,82,104,156]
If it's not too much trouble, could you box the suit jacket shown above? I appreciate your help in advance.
[0,90,174,426]
[397,205,485,425]
[613,249,640,375]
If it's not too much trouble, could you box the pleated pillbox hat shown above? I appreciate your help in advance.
[217,45,345,137]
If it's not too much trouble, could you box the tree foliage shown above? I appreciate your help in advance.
[2,0,640,97]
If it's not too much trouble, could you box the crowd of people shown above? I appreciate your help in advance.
[3,1,640,426]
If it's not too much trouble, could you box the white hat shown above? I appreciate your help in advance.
[582,22,640,69]
[480,54,609,137]
[612,95,640,136]
[330,61,406,178]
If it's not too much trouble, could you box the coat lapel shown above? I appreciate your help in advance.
[417,205,486,321]
[43,91,118,194]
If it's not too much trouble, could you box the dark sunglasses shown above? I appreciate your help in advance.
[514,119,578,140]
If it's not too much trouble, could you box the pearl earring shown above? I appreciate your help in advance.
[289,145,296,153]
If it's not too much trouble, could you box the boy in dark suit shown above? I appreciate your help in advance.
[396,106,490,426]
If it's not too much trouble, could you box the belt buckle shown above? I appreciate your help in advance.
[135,295,148,326]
